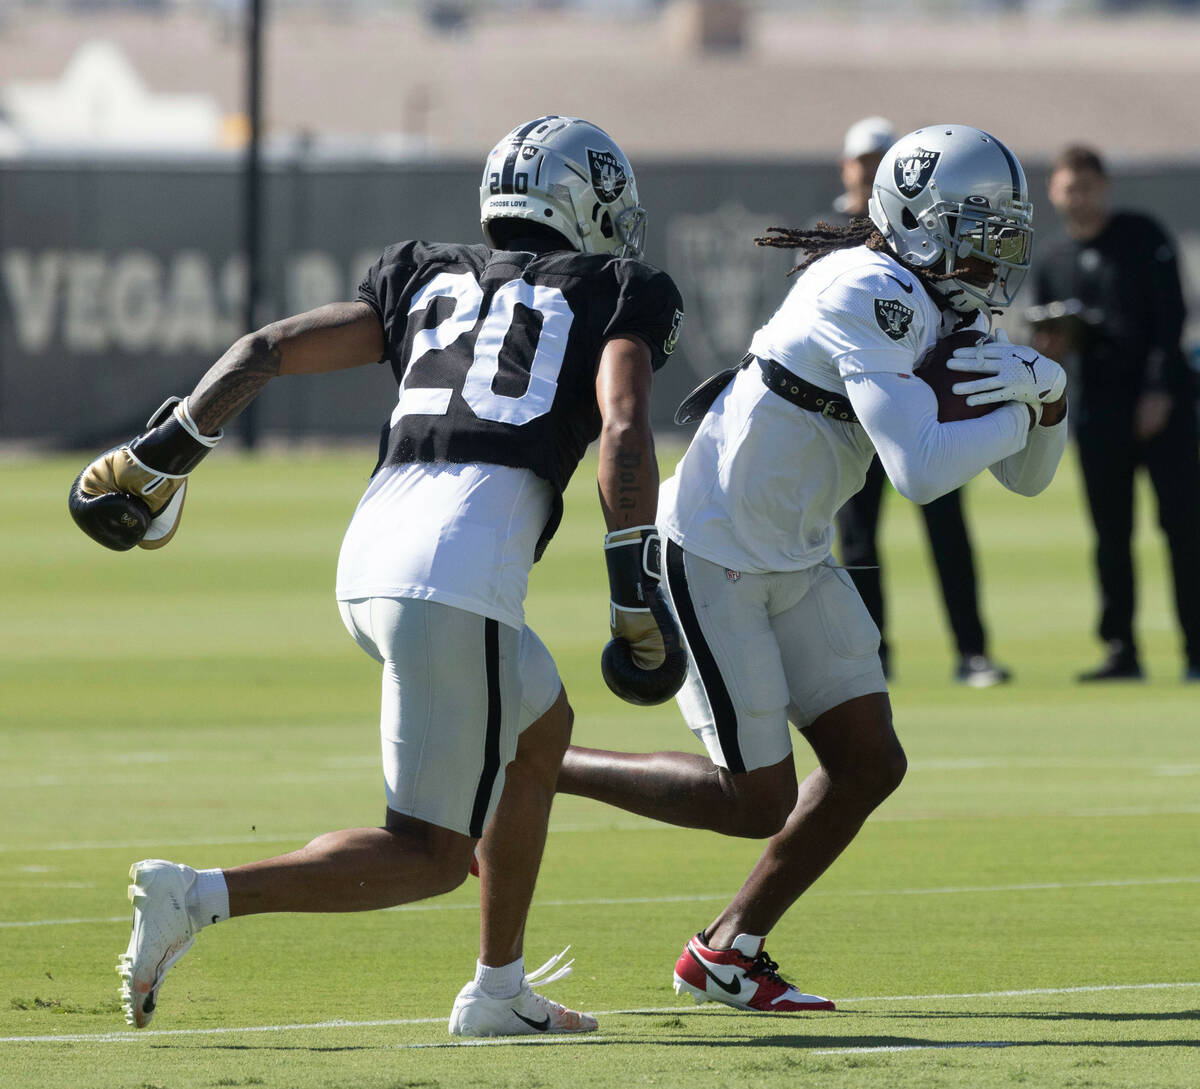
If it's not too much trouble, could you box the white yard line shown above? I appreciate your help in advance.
[0,834,318,854]
[1,982,1196,1046]
[0,915,129,928]
[385,1038,1013,1053]
[3,875,1197,930]
[2,798,1199,856]
[499,875,1200,910]
[806,875,1200,898]
[5,874,1199,930]
[833,981,1200,1003]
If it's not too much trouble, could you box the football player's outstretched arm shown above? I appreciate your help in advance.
[188,301,384,433]
[70,302,383,551]
[594,335,686,706]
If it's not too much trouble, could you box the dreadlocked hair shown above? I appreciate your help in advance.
[754,217,973,316]
[755,218,885,276]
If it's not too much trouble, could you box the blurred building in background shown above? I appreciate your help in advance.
[3,0,1199,159]
[1,0,1198,444]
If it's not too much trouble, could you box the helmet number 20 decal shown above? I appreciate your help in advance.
[489,172,529,195]
[392,271,576,428]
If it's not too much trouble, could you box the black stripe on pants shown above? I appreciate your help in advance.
[467,618,503,838]
[663,539,745,774]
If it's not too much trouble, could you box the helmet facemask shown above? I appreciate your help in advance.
[930,192,1034,313]
[612,205,648,259]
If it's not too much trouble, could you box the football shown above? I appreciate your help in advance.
[914,329,997,422]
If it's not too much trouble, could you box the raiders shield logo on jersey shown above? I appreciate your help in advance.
[874,298,914,340]
[588,149,627,203]
[894,148,940,198]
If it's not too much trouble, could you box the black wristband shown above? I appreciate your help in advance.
[604,527,660,609]
[129,398,220,476]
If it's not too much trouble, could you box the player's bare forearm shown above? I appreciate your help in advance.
[1040,391,1068,427]
[187,334,282,434]
[188,301,384,434]
[596,335,659,529]
[597,422,659,529]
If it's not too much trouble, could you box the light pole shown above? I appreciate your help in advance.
[240,0,264,449]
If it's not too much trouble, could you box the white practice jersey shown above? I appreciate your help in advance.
[335,461,553,631]
[660,245,1066,574]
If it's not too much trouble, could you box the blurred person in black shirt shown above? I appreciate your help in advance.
[825,117,1011,687]
[1032,145,1200,682]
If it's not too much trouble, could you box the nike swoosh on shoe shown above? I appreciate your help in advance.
[686,947,742,995]
[512,1009,551,1031]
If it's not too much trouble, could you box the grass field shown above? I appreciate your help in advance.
[1,443,1196,1089]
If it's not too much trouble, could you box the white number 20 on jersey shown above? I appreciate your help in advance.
[391,271,576,428]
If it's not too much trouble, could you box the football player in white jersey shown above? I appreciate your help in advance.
[558,125,1068,1012]
[70,117,687,1036]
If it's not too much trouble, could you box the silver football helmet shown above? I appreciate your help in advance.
[868,124,1034,313]
[480,116,647,258]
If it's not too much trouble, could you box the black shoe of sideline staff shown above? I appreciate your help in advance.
[1077,642,1144,682]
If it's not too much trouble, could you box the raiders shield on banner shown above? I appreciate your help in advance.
[894,148,940,198]
[666,203,788,381]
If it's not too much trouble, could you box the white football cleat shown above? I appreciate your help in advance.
[448,947,598,1037]
[117,859,198,1027]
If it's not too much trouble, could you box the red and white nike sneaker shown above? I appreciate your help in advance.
[673,932,835,1012]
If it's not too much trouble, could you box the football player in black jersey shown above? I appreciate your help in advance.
[71,116,685,1036]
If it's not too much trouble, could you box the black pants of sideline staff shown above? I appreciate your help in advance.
[1076,394,1200,671]
[836,456,988,672]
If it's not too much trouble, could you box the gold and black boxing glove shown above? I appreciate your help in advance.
[69,397,222,551]
[600,525,688,706]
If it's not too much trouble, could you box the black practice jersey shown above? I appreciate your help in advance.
[358,241,683,496]
[1033,211,1188,397]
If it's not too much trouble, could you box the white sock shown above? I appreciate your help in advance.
[186,868,230,931]
[474,956,524,999]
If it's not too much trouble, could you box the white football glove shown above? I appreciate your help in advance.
[946,341,1067,423]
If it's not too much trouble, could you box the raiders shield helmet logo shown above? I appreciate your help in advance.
[874,298,915,341]
[587,148,627,203]
[894,148,940,198]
